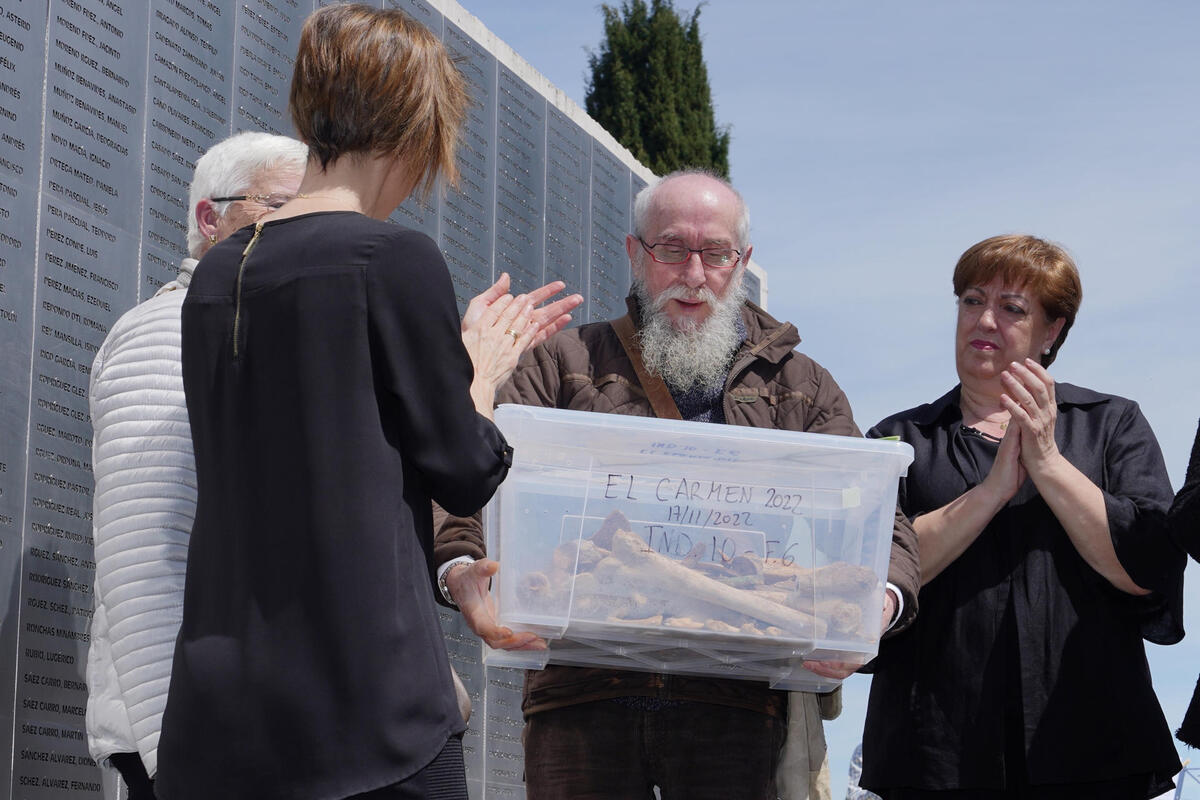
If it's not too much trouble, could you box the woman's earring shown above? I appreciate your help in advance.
[208,234,217,244]
[1043,347,1051,355]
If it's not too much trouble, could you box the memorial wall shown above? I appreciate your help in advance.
[0,1,764,797]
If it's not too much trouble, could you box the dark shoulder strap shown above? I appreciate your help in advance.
[610,314,683,420]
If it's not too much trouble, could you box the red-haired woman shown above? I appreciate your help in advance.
[862,235,1183,799]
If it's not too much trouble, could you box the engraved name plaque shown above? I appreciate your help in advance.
[587,143,633,323]
[494,65,546,295]
[441,20,497,313]
[0,5,48,789]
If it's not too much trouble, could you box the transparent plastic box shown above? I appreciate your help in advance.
[483,405,913,691]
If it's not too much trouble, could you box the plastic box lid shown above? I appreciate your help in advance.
[484,404,913,691]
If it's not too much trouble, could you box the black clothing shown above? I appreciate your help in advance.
[875,771,1176,800]
[1173,419,1200,747]
[158,212,511,800]
[347,735,469,800]
[862,384,1183,794]
[1169,418,1200,562]
[110,752,155,800]
[1180,675,1200,750]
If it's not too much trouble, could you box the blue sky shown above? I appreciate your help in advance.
[457,0,1200,794]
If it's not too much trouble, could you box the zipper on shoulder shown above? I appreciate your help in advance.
[232,222,265,358]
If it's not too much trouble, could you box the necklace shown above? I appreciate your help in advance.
[961,398,1009,432]
[292,192,360,210]
[961,425,1003,444]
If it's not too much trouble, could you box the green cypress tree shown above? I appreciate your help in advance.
[586,0,731,177]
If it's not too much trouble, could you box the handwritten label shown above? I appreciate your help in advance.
[636,440,742,462]
[601,471,806,517]
[560,514,803,566]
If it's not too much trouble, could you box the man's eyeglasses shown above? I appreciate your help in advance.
[210,193,295,210]
[638,238,742,270]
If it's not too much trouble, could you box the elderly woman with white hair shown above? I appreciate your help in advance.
[87,130,309,800]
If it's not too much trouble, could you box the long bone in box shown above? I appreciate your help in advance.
[516,511,878,639]
[607,529,829,637]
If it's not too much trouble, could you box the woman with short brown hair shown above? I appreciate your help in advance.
[288,3,467,194]
[861,234,1183,798]
[156,5,578,799]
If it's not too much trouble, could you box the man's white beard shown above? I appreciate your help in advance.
[635,278,746,393]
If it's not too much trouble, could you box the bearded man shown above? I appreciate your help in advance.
[438,169,919,800]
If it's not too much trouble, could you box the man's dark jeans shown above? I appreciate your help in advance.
[523,699,785,799]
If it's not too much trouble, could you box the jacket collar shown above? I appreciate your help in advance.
[910,381,1112,428]
[178,257,197,286]
[623,294,800,367]
[153,258,198,297]
[738,300,799,364]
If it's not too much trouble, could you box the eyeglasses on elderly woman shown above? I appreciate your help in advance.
[210,193,297,210]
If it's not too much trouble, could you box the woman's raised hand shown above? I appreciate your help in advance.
[463,273,582,346]
[461,273,583,417]
[521,278,584,348]
[461,284,530,417]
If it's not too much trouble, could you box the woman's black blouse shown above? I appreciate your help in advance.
[157,212,511,799]
[1172,419,1200,747]
[1169,419,1200,562]
[861,384,1183,792]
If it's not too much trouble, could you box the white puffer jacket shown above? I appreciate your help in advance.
[85,261,196,777]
